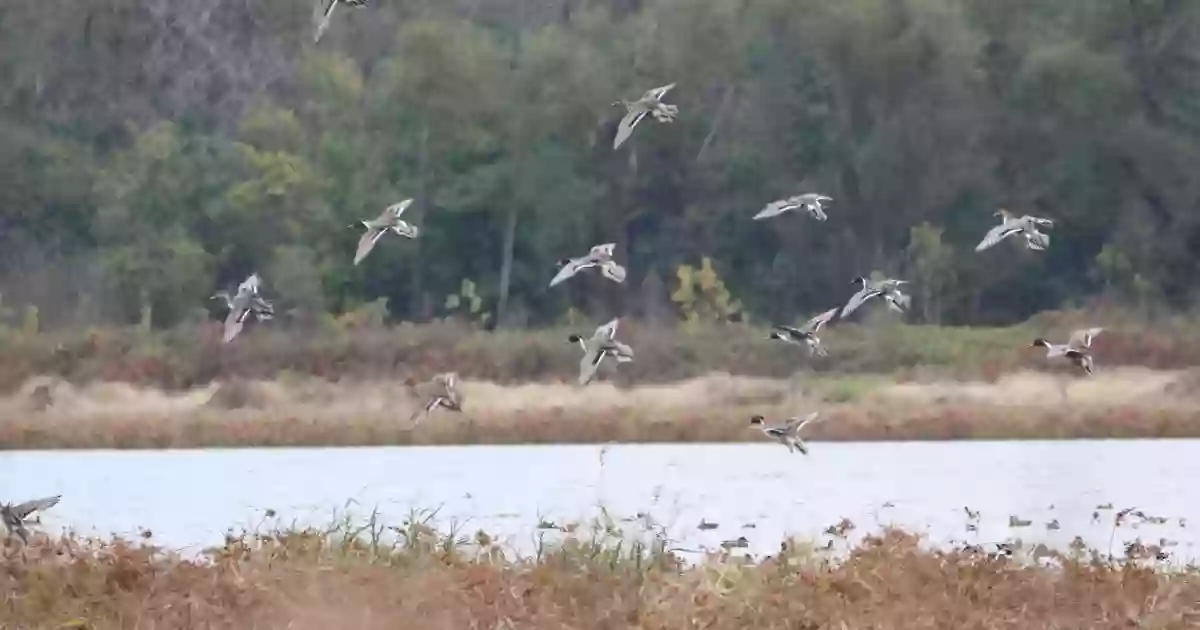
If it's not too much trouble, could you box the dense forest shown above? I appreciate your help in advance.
[2,0,1199,331]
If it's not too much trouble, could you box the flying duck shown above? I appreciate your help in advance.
[749,412,823,455]
[768,307,839,357]
[2,494,61,544]
[569,318,635,386]
[549,243,626,288]
[352,199,420,266]
[1031,327,1103,375]
[975,209,1054,252]
[840,276,910,318]
[753,194,833,221]
[612,83,679,150]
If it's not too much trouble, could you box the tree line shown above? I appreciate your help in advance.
[1,0,1199,331]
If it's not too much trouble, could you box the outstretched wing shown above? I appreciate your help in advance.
[1024,229,1050,251]
[314,0,337,43]
[11,495,61,520]
[613,106,649,150]
[841,288,881,318]
[223,309,246,343]
[599,260,626,283]
[753,197,802,221]
[578,347,604,385]
[354,226,387,265]
[772,324,808,341]
[386,199,413,219]
[1068,327,1103,350]
[548,259,583,287]
[589,243,616,260]
[784,412,821,435]
[643,83,676,101]
[803,307,839,334]
[593,318,620,341]
[975,222,1023,252]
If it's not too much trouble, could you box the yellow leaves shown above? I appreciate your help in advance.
[671,256,743,328]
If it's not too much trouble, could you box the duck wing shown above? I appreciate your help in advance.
[386,199,413,219]
[643,83,676,101]
[771,324,809,341]
[223,309,246,343]
[314,0,337,42]
[1067,327,1103,350]
[840,287,881,318]
[975,222,1024,252]
[593,318,620,342]
[1024,229,1050,251]
[354,226,388,265]
[578,346,605,385]
[784,412,821,435]
[10,495,61,520]
[609,340,635,363]
[613,106,650,150]
[802,307,839,333]
[549,258,585,287]
[599,260,626,283]
[753,197,803,221]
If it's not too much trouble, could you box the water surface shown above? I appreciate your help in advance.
[0,440,1194,561]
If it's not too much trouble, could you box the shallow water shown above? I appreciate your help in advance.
[0,440,1195,561]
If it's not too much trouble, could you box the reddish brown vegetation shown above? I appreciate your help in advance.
[2,527,1198,630]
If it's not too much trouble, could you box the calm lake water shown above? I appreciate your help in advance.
[0,440,1195,562]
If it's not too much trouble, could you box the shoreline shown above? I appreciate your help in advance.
[1,368,1197,449]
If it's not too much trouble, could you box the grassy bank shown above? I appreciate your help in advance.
[3,369,1199,448]
[3,517,1198,629]
[2,310,1200,392]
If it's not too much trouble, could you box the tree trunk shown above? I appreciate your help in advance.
[497,202,518,326]
[411,123,429,320]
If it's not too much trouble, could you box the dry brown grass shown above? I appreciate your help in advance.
[3,521,1199,630]
[2,368,1200,448]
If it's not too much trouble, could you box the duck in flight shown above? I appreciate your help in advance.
[2,494,61,544]
[408,372,464,425]
[314,0,368,43]
[220,273,274,343]
[549,243,626,288]
[840,276,910,319]
[753,193,833,222]
[352,199,420,266]
[612,83,679,150]
[975,209,1053,252]
[569,318,635,386]
[749,412,824,455]
[768,307,839,357]
[1031,327,1103,375]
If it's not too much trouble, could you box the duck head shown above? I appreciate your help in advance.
[566,334,584,344]
[850,276,868,288]
[767,331,784,341]
[749,415,765,426]
[1030,338,1049,348]
[556,257,572,269]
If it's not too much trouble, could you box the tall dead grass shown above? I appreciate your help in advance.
[3,519,1198,630]
[2,368,1200,448]
[3,313,1200,393]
